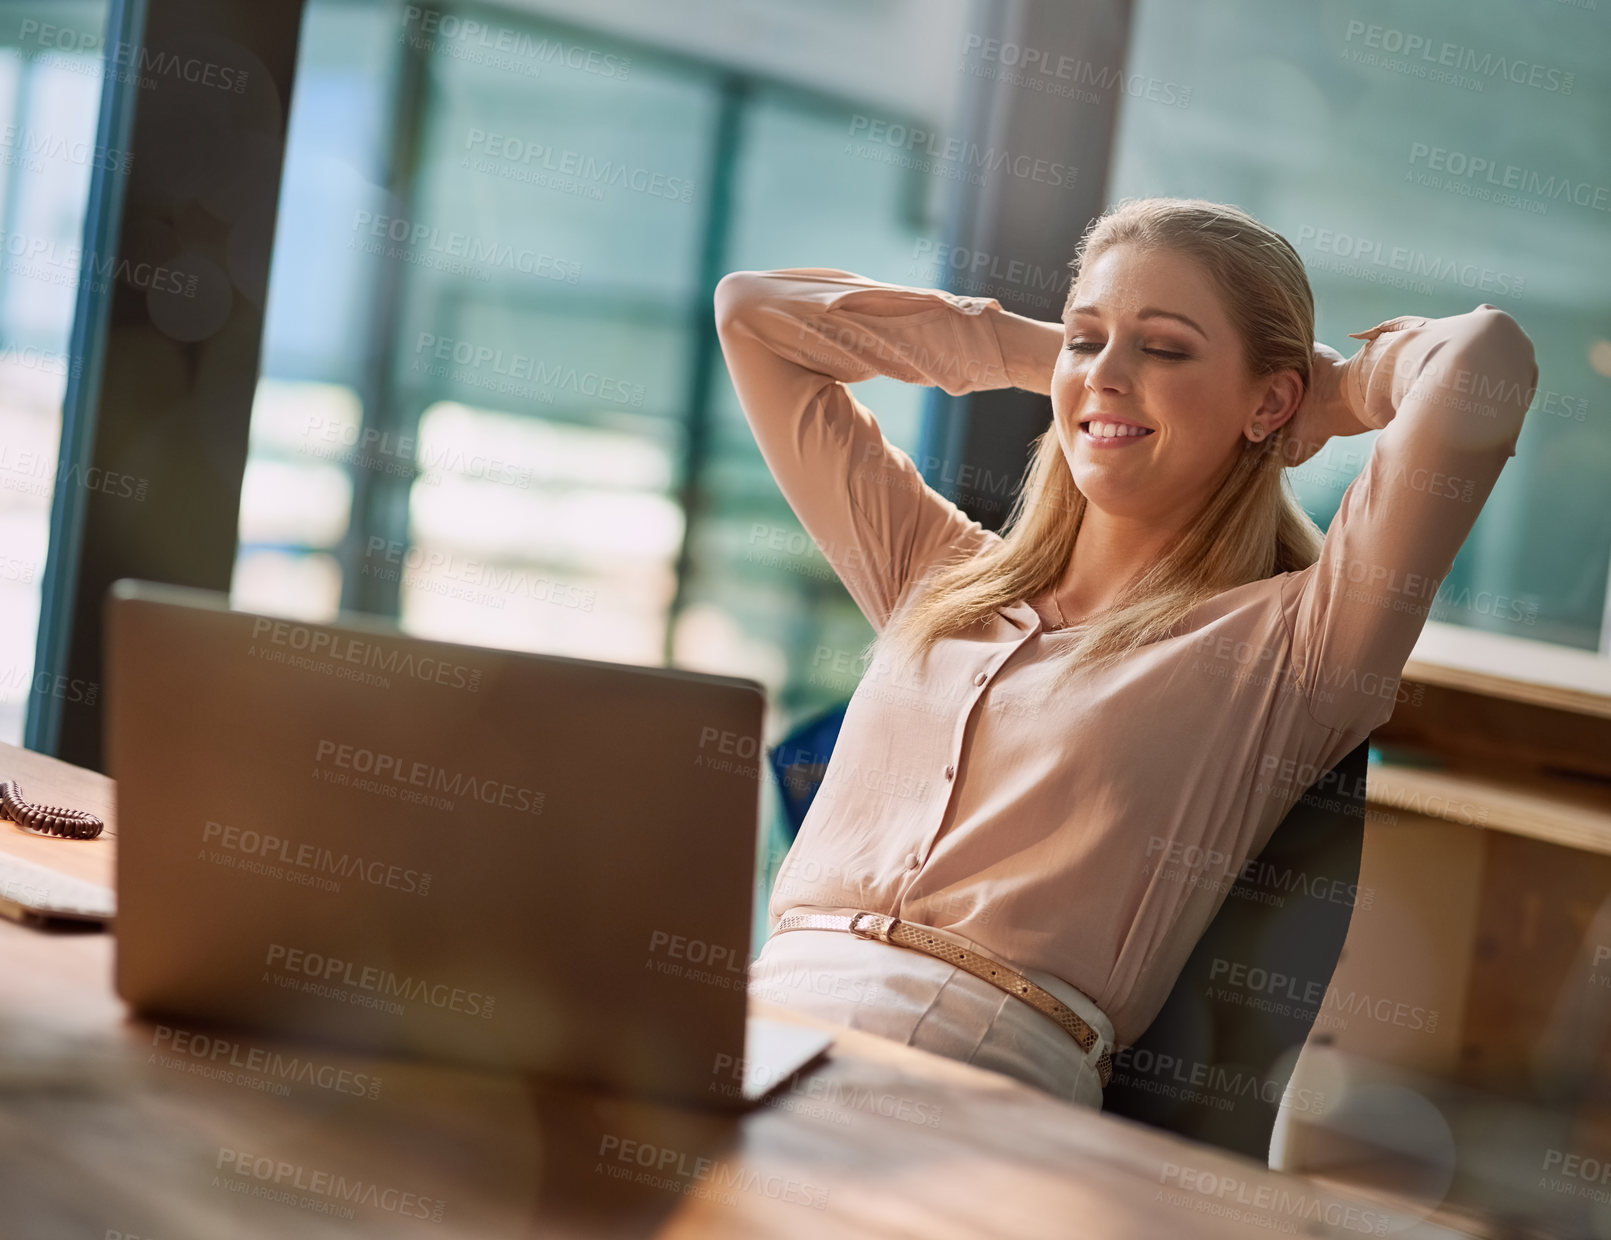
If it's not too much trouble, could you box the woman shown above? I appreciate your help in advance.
[713,197,1537,1110]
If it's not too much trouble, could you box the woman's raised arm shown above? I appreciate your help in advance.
[713,268,1059,632]
[1282,303,1539,735]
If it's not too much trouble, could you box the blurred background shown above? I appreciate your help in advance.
[4,0,1607,749]
[0,0,1608,1226]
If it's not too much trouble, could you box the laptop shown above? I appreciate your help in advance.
[104,579,831,1109]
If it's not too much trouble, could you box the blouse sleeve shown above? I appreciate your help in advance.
[713,267,1061,633]
[1283,303,1539,734]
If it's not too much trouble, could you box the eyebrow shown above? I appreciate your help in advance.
[1068,304,1209,340]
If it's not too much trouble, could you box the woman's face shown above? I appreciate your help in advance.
[1050,242,1295,525]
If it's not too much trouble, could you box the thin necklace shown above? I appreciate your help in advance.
[1046,592,1094,632]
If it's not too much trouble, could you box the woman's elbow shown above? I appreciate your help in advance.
[714,269,769,337]
[1440,304,1539,444]
[1468,304,1539,410]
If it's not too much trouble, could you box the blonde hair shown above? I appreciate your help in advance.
[871,196,1325,691]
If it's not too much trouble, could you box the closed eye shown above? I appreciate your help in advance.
[1065,341,1191,360]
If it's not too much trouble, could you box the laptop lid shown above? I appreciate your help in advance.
[105,579,775,1107]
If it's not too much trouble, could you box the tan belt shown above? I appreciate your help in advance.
[773,910,1112,1088]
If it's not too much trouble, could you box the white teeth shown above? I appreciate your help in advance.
[1084,420,1150,438]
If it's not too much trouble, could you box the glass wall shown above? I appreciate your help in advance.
[231,0,965,943]
[1113,0,1611,651]
[0,0,112,744]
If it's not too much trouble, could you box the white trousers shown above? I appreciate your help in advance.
[748,924,1113,1110]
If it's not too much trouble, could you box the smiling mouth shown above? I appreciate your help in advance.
[1079,419,1155,441]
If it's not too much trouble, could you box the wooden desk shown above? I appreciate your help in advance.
[0,741,1446,1239]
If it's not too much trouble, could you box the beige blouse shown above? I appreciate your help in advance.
[713,267,1537,1048]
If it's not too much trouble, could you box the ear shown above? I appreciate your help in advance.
[1245,367,1304,442]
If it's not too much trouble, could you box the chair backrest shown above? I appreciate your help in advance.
[1098,738,1370,1159]
[767,703,1371,1161]
[767,700,850,843]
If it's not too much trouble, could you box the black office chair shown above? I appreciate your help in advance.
[767,702,1371,1162]
[1098,738,1369,1160]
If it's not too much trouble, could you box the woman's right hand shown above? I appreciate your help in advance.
[1278,342,1356,468]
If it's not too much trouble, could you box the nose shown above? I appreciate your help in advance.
[1083,342,1131,397]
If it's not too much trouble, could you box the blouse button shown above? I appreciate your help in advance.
[973,671,988,687]
[904,853,920,871]
[944,764,956,780]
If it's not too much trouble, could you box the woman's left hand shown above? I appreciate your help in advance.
[1278,342,1353,469]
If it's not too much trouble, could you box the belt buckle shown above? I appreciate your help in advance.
[849,911,896,942]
